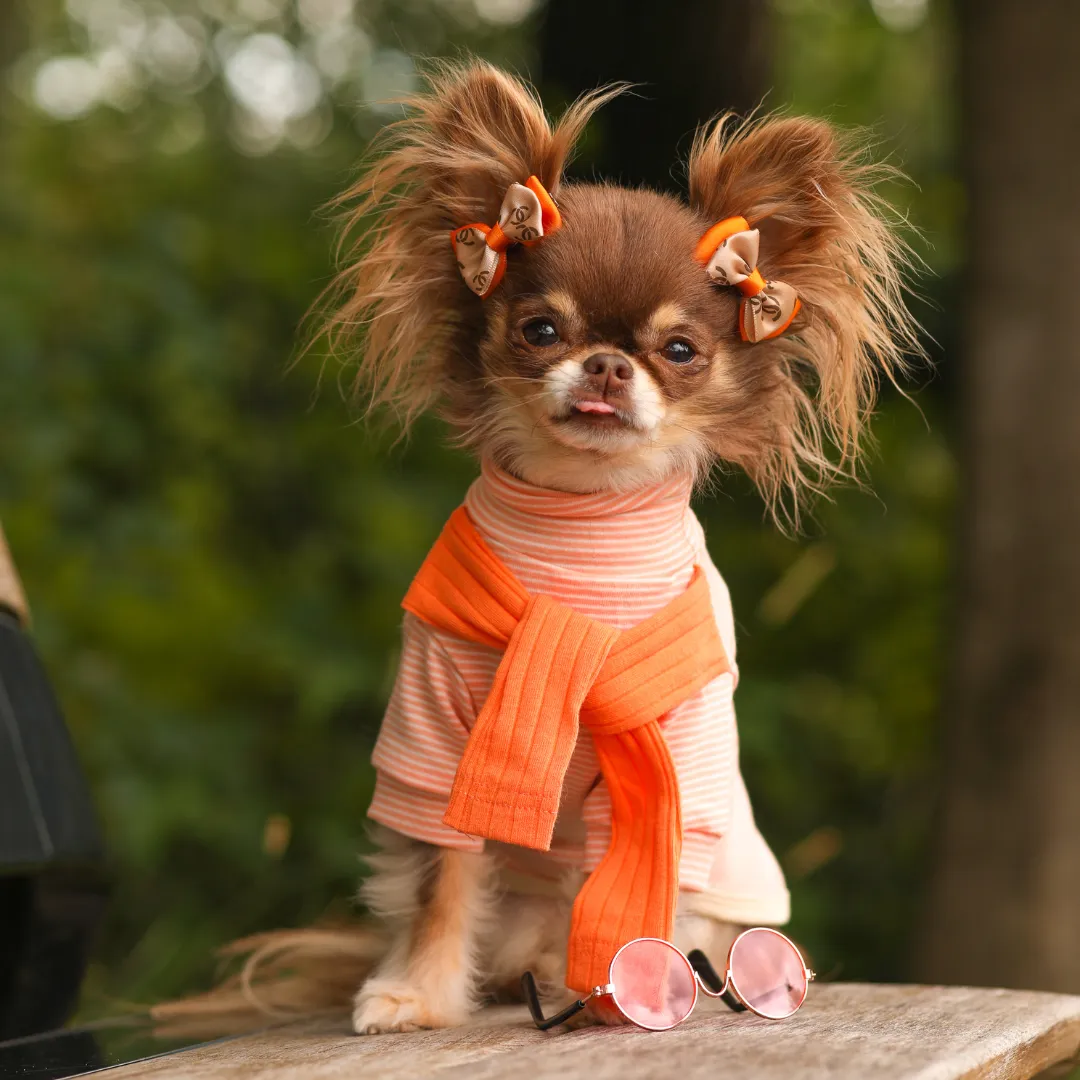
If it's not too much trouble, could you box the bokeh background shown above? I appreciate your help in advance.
[5,0,1067,1024]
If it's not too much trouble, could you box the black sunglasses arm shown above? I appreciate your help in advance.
[687,948,747,1013]
[521,971,609,1031]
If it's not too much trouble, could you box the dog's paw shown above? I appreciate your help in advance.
[352,979,465,1035]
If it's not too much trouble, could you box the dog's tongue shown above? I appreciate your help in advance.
[574,399,616,415]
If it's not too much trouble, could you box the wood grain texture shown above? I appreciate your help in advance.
[103,984,1080,1080]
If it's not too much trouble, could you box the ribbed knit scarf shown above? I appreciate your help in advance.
[402,505,730,992]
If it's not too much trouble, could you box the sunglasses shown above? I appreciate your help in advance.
[522,928,814,1032]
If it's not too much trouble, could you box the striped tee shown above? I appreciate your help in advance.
[368,460,790,925]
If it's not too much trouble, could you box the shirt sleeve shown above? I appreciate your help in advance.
[367,613,483,851]
[674,528,743,889]
[663,672,740,890]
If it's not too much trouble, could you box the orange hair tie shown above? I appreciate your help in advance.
[695,216,801,342]
[451,176,562,299]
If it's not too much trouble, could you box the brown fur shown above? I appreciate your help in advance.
[351,831,496,1033]
[686,114,921,516]
[152,830,579,1034]
[318,60,920,522]
[316,61,625,429]
[158,60,919,1034]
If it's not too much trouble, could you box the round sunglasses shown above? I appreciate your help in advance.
[522,928,815,1032]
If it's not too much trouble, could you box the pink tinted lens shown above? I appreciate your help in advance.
[729,929,808,1019]
[609,939,697,1031]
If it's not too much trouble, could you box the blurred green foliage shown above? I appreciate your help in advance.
[0,0,956,1016]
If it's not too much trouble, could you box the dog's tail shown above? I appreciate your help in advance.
[148,921,389,1036]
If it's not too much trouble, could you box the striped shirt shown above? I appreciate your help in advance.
[368,461,789,924]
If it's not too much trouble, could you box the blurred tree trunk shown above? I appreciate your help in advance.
[918,0,1080,992]
[539,0,770,191]
[0,2,25,73]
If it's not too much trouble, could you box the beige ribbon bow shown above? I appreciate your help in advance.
[694,216,801,342]
[451,175,562,299]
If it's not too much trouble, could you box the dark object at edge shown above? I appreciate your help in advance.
[0,588,108,1038]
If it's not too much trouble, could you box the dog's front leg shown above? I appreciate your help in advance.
[353,831,494,1034]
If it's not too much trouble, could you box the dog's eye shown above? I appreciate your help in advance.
[522,318,560,347]
[662,340,696,364]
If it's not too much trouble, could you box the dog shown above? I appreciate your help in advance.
[155,59,917,1037]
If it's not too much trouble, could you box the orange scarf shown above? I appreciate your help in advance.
[402,506,729,992]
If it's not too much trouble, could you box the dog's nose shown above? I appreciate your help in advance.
[583,353,634,388]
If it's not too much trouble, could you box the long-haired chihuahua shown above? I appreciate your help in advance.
[155,59,918,1036]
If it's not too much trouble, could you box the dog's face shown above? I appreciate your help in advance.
[332,63,917,512]
[469,186,743,492]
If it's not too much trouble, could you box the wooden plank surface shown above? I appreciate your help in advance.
[102,984,1080,1080]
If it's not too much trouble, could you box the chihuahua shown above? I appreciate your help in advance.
[156,60,917,1036]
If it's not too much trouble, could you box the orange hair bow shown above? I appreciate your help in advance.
[451,176,561,299]
[695,217,801,343]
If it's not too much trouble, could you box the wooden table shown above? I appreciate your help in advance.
[102,983,1080,1080]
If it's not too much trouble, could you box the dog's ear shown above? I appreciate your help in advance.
[687,115,922,521]
[317,62,620,424]
[411,62,589,228]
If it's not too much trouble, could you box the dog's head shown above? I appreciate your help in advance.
[323,62,919,518]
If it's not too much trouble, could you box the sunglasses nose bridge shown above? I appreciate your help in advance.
[692,967,728,998]
[686,948,731,998]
